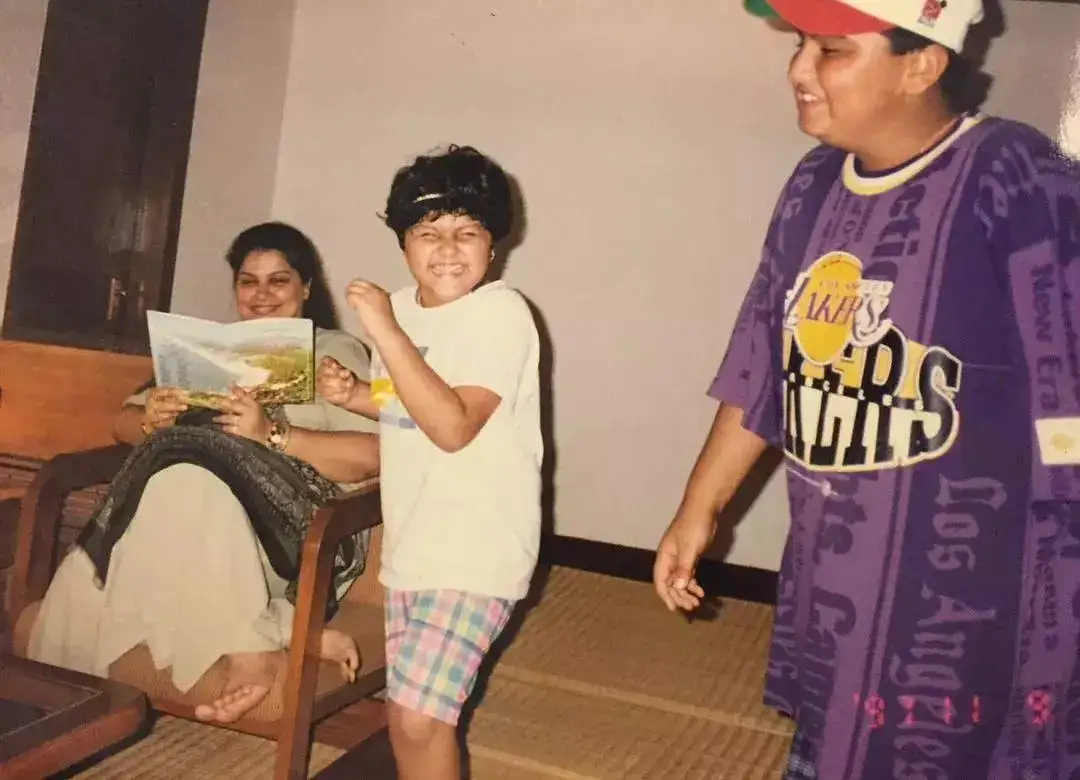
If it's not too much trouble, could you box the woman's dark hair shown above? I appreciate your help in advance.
[883,29,987,117]
[382,145,514,249]
[225,221,339,330]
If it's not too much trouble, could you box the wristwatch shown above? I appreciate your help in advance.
[266,419,291,452]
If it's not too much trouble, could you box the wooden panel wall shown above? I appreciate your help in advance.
[0,340,151,458]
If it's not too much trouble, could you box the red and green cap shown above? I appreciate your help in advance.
[744,0,779,19]
[744,0,984,53]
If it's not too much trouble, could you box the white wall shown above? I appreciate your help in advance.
[168,0,297,320]
[1057,42,1080,157]
[982,4,1080,135]
[270,0,1080,570]
[0,0,1077,570]
[271,0,807,567]
[0,0,48,325]
[0,0,297,325]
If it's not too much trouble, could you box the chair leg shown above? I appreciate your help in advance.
[274,507,337,780]
[274,694,315,780]
[273,626,325,779]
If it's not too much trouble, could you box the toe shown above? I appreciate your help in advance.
[217,685,269,723]
[194,704,216,721]
[340,660,356,684]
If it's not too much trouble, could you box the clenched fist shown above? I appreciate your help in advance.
[317,356,361,408]
[346,279,398,341]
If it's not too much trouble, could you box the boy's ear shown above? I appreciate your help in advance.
[900,43,950,98]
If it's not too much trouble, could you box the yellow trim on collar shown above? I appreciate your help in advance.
[842,114,984,196]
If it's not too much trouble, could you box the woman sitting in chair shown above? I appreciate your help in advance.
[28,222,379,724]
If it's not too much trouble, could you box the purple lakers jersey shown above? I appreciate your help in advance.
[709,116,1080,779]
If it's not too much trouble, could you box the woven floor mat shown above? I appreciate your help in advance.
[68,714,343,779]
[469,752,590,779]
[497,567,790,733]
[467,674,792,780]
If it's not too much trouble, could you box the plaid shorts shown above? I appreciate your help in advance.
[384,589,514,725]
[783,730,818,780]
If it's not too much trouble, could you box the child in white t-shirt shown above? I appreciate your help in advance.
[317,145,542,780]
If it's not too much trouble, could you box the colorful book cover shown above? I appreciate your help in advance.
[147,311,315,408]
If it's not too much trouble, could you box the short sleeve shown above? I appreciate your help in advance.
[707,248,784,447]
[124,388,150,408]
[446,290,537,401]
[122,379,155,408]
[318,329,373,381]
[984,127,1080,501]
[293,329,378,434]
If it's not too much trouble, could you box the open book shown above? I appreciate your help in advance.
[147,311,315,408]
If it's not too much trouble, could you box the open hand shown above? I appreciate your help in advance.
[143,387,189,433]
[317,356,362,407]
[214,386,271,443]
[653,512,713,612]
[345,279,397,341]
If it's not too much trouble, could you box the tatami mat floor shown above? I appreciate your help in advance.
[64,566,791,779]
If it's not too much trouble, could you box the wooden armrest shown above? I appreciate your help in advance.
[7,444,132,620]
[29,444,132,496]
[309,479,383,549]
[277,478,382,769]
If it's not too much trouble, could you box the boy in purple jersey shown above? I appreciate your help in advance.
[653,0,1080,777]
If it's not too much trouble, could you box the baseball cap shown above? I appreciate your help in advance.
[756,0,984,53]
[744,0,779,19]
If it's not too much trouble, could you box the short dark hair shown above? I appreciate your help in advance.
[382,145,514,249]
[883,29,987,116]
[225,221,339,330]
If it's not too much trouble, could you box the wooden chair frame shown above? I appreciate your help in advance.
[6,443,384,779]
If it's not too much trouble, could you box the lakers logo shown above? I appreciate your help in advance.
[782,252,962,472]
[784,252,894,366]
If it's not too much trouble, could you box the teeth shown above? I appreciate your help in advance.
[798,93,818,103]
[431,264,465,277]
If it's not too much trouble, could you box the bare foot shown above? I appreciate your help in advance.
[321,628,360,683]
[194,650,284,723]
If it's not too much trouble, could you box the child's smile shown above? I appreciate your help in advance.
[404,213,493,307]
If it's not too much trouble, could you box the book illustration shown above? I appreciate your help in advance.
[147,311,315,408]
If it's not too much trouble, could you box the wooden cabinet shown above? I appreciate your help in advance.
[1,0,209,355]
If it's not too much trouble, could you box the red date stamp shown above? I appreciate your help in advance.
[852,689,1054,728]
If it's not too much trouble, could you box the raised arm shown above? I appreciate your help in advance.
[211,330,381,484]
[280,330,380,483]
[349,281,535,454]
[368,326,504,453]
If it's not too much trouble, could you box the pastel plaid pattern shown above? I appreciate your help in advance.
[384,589,514,725]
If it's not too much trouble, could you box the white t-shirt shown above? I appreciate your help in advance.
[372,280,543,600]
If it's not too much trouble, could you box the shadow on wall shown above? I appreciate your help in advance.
[483,168,559,548]
[454,168,563,780]
[962,0,1007,105]
[703,448,783,561]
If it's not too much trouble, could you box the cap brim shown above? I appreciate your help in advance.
[766,0,892,36]
[744,0,779,19]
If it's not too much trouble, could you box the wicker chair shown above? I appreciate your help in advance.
[6,443,386,780]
